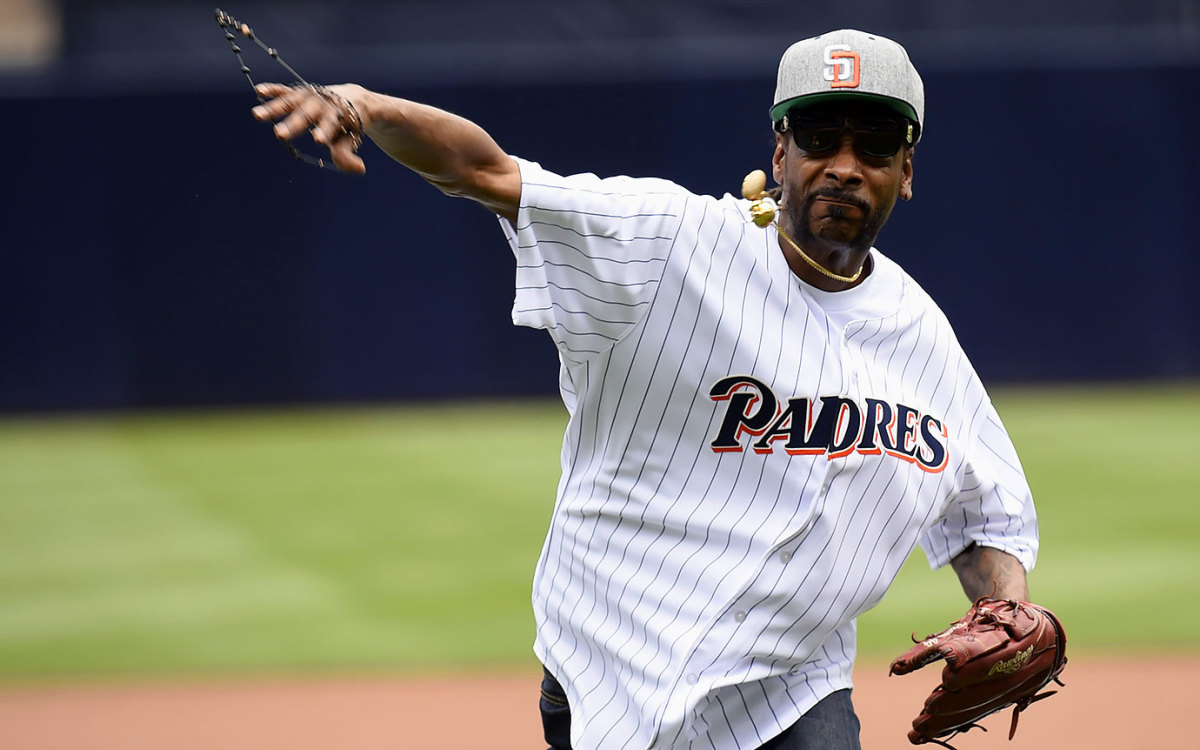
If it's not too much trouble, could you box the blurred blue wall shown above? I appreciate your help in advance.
[1,3,1197,411]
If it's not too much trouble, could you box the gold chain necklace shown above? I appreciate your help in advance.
[741,169,866,285]
[774,221,864,285]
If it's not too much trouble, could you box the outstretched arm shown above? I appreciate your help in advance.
[950,543,1030,601]
[252,83,522,222]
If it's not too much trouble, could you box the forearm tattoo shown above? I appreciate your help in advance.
[951,544,1030,602]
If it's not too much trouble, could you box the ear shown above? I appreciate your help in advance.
[899,147,915,201]
[772,132,787,185]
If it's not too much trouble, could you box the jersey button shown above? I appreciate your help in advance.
[780,550,793,563]
[686,673,699,685]
[734,610,747,623]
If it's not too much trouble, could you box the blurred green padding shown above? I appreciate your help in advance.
[1,385,1197,681]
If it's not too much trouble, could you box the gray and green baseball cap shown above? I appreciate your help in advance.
[771,29,925,141]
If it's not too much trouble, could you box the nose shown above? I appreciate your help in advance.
[823,135,864,186]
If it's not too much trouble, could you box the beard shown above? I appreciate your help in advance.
[785,186,892,256]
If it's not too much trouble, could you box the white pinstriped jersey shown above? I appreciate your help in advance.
[499,158,1038,750]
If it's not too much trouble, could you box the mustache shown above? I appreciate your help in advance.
[806,188,871,214]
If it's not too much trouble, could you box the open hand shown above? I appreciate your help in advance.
[252,82,367,174]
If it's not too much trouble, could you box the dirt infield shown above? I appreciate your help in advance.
[0,655,1192,749]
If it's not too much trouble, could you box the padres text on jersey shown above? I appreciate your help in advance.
[708,375,949,472]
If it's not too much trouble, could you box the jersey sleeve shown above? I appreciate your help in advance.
[498,157,691,365]
[920,399,1040,572]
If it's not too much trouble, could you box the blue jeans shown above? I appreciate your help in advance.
[757,688,861,750]
[540,668,862,750]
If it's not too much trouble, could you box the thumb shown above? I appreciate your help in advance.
[888,619,970,675]
[889,636,947,675]
[330,139,366,175]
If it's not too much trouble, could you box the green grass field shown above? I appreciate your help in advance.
[1,384,1197,682]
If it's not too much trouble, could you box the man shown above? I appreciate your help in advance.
[254,29,1042,750]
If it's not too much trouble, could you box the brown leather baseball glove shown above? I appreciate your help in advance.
[888,597,1067,747]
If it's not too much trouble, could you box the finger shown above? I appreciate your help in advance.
[888,639,947,675]
[254,82,293,99]
[251,85,309,123]
[273,96,332,141]
[252,84,334,125]
[308,106,345,146]
[328,135,366,175]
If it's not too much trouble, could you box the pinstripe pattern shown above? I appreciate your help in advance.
[499,158,1038,750]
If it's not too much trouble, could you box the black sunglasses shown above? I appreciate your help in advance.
[777,113,915,159]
